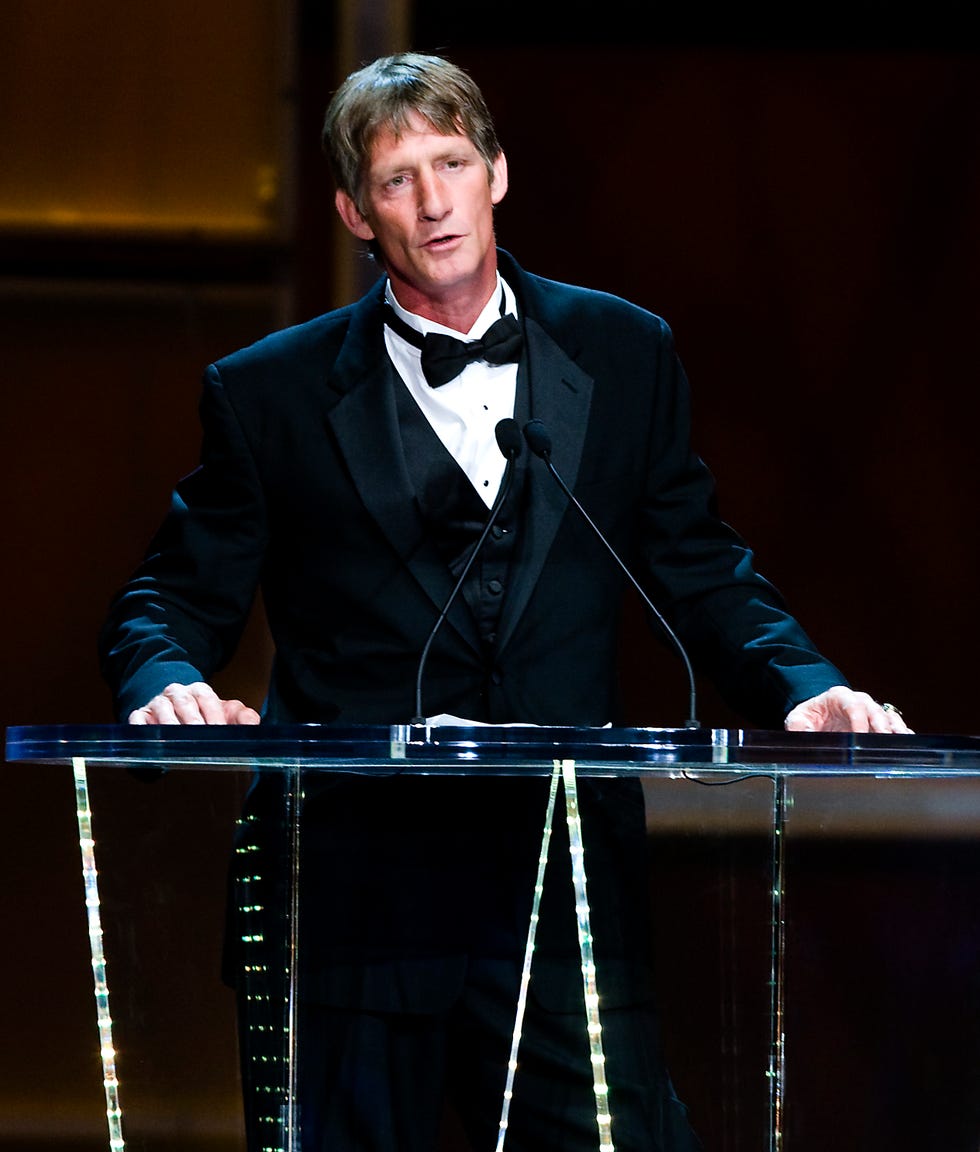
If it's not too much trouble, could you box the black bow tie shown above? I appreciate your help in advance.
[384,303,523,388]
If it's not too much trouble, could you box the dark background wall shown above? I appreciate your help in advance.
[435,40,980,733]
[2,1,977,1149]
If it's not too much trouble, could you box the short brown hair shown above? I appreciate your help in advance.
[322,53,502,210]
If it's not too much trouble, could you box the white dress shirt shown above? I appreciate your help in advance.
[383,275,519,509]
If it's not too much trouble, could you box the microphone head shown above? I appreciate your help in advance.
[494,417,524,461]
[522,419,552,459]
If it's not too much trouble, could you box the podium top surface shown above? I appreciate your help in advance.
[5,723,980,777]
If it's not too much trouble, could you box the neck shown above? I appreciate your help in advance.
[387,260,499,333]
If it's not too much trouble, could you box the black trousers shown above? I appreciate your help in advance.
[240,956,702,1152]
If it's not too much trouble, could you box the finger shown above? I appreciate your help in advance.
[160,681,238,724]
[865,700,916,735]
[784,705,818,732]
[130,694,181,725]
[881,703,914,735]
[181,683,231,725]
[836,702,871,732]
[842,689,882,733]
[158,687,209,724]
[867,707,893,735]
[223,700,262,725]
[812,685,866,732]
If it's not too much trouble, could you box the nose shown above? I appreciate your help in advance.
[416,168,451,222]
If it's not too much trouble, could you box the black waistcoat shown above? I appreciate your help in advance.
[393,365,529,654]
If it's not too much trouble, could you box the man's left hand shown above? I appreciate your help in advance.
[784,685,913,734]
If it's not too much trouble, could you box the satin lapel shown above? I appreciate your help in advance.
[323,296,482,653]
[496,315,594,654]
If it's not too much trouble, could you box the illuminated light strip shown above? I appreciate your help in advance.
[236,813,288,1152]
[73,758,125,1151]
[561,759,615,1152]
[496,760,614,1152]
[495,761,561,1152]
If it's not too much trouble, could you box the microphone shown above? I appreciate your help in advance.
[412,418,524,724]
[522,418,700,729]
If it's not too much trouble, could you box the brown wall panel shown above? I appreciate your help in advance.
[0,0,289,236]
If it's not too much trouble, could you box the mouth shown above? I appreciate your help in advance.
[422,233,463,250]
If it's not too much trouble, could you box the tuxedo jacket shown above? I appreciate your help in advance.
[99,249,846,1011]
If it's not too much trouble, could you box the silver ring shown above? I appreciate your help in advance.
[882,702,902,717]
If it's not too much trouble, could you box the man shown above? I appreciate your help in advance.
[100,52,911,1152]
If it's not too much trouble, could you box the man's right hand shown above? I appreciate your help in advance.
[128,682,261,725]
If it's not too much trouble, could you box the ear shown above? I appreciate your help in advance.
[335,188,375,241]
[490,151,509,206]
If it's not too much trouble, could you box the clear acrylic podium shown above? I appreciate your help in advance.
[6,723,980,1152]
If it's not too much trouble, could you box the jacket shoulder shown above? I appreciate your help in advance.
[213,306,357,379]
[501,251,672,348]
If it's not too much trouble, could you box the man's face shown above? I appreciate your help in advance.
[335,112,508,320]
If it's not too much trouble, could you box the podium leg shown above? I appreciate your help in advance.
[72,757,125,1152]
[282,764,302,1152]
[561,759,615,1152]
[237,765,303,1152]
[495,761,562,1151]
[496,759,614,1152]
